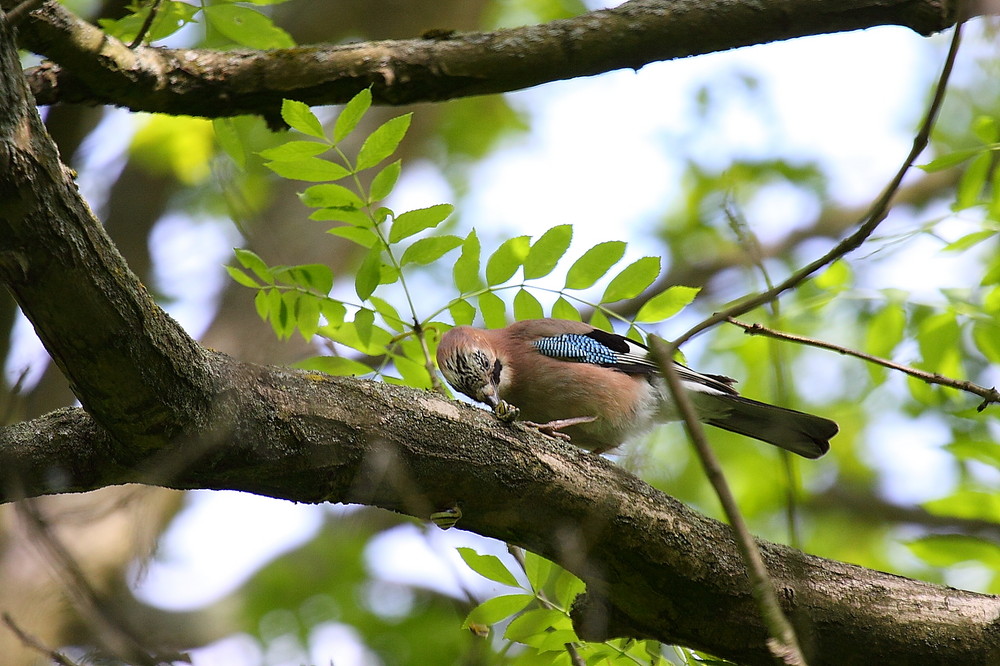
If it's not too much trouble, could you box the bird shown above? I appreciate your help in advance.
[436,318,837,458]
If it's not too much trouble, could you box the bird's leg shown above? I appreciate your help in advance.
[520,416,598,442]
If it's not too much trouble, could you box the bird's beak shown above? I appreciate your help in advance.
[481,383,500,409]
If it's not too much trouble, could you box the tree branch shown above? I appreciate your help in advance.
[9,0,964,118]
[727,317,1000,411]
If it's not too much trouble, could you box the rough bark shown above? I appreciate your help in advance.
[2,3,999,665]
[10,0,962,119]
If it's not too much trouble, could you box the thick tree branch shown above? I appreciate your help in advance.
[8,0,963,118]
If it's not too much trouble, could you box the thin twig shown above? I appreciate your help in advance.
[128,0,163,48]
[2,613,83,666]
[727,316,1000,411]
[673,21,965,350]
[651,338,807,665]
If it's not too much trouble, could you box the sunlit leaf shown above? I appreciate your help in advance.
[333,88,372,143]
[355,246,382,300]
[296,355,373,376]
[369,160,401,202]
[203,4,294,48]
[513,289,543,320]
[601,256,660,303]
[956,152,990,210]
[234,248,273,283]
[550,297,581,321]
[389,204,454,243]
[457,547,522,587]
[356,114,412,170]
[400,235,463,266]
[479,291,506,328]
[906,534,1000,567]
[449,299,476,326]
[486,236,530,286]
[280,99,325,139]
[564,241,626,290]
[918,148,980,172]
[295,293,321,339]
[454,230,482,293]
[462,594,534,630]
[524,224,572,279]
[225,265,259,288]
[327,225,378,248]
[300,183,364,209]
[258,141,329,161]
[634,285,699,323]
[504,609,572,644]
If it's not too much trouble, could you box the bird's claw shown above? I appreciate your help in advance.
[429,505,462,530]
[494,399,520,423]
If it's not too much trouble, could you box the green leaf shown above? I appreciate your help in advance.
[974,321,1000,363]
[234,248,273,283]
[462,594,534,630]
[267,157,350,182]
[552,568,585,609]
[524,224,572,279]
[486,236,530,286]
[454,230,482,293]
[295,293,321,339]
[601,256,660,303]
[504,608,570,644]
[943,230,996,253]
[321,299,346,328]
[354,308,375,347]
[389,204,454,243]
[449,300,476,326]
[355,246,382,301]
[550,296,581,321]
[457,547,521,587]
[369,160,401,202]
[956,152,990,210]
[357,114,412,170]
[202,4,295,49]
[258,141,329,161]
[297,355,372,376]
[634,285,700,323]
[300,183,364,209]
[479,291,506,329]
[327,225,378,248]
[565,241,626,290]
[400,235,464,266]
[273,290,297,339]
[311,208,371,227]
[225,265,260,288]
[513,289,543,320]
[280,99,325,139]
[273,263,334,294]
[589,308,612,332]
[333,88,372,143]
[924,490,1000,522]
[906,534,1000,567]
[369,296,404,331]
[522,551,554,592]
[213,118,246,168]
[815,259,853,291]
[918,148,980,172]
[972,115,999,144]
[865,304,906,360]
[254,288,273,320]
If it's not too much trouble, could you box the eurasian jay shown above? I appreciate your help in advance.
[436,318,837,458]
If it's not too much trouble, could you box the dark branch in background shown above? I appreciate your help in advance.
[727,317,1000,411]
[2,613,81,666]
[672,19,965,348]
[6,0,964,118]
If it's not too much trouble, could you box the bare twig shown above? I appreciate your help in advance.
[2,612,82,666]
[651,338,808,666]
[128,0,163,48]
[727,317,1000,411]
[673,21,965,349]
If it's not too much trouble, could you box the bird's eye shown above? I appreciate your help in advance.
[491,359,502,384]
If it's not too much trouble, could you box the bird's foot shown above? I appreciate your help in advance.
[494,399,520,423]
[429,505,462,530]
[520,416,598,442]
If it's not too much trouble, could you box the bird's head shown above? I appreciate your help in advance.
[436,326,504,408]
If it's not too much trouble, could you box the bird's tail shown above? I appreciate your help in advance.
[693,393,837,459]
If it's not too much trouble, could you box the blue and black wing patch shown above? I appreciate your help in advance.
[531,327,740,394]
[531,329,657,374]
